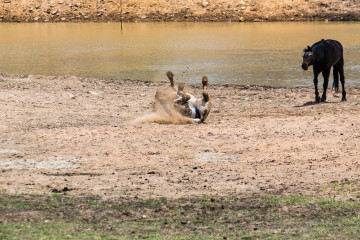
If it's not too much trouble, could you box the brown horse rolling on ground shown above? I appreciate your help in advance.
[154,71,211,123]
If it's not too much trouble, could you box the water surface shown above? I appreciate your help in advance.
[1,22,360,87]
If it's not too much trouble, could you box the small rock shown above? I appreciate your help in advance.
[88,90,99,96]
[51,188,61,193]
[201,1,209,7]
[62,92,76,99]
[51,10,58,15]
[60,17,66,21]
[140,15,147,19]
[100,9,106,13]
[281,206,289,213]
[34,17,40,21]
[239,17,245,22]
[35,5,40,9]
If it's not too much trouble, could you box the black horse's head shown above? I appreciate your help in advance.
[302,46,313,70]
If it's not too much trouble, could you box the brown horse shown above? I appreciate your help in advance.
[154,71,211,123]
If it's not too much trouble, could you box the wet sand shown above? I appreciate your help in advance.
[1,74,360,200]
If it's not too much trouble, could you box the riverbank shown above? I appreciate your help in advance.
[1,73,360,200]
[1,0,360,23]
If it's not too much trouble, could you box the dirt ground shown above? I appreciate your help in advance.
[1,73,360,200]
[1,0,360,23]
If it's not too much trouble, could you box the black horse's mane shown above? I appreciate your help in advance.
[304,39,326,52]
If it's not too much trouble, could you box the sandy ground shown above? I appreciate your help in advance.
[1,73,360,200]
[1,0,360,22]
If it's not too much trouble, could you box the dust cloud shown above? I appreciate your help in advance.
[135,87,194,125]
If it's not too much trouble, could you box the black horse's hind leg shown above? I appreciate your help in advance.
[332,66,339,92]
[313,69,321,103]
[321,68,331,102]
[338,59,347,101]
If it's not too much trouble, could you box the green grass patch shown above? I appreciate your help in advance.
[1,193,360,239]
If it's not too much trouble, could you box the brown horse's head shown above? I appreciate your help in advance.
[302,46,313,70]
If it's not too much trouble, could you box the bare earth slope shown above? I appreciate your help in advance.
[1,74,360,200]
[1,0,360,22]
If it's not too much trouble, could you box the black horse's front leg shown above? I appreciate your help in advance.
[313,70,320,103]
[321,68,331,102]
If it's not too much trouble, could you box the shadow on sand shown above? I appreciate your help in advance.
[294,101,338,108]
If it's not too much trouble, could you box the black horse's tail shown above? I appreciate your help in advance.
[332,67,340,92]
[332,40,343,92]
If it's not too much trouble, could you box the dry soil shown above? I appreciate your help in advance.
[1,73,360,200]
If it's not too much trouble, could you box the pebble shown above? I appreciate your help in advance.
[281,206,289,213]
[88,90,99,96]
[62,92,76,99]
[202,1,209,7]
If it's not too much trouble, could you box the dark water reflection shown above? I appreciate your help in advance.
[1,22,360,87]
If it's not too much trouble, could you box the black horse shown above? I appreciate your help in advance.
[302,39,346,103]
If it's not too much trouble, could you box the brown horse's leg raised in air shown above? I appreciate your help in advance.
[166,71,175,88]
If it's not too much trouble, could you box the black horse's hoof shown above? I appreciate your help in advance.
[321,97,326,102]
[341,97,347,102]
[315,96,321,103]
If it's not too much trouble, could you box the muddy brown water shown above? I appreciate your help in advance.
[1,22,360,87]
